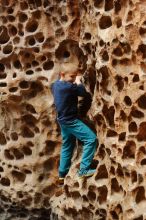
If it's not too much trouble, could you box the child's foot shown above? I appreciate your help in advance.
[78,168,96,178]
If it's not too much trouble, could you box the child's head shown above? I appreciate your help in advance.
[60,62,79,83]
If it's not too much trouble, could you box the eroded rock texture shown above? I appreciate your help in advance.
[0,0,146,219]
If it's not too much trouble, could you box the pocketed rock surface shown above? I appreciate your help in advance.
[0,0,146,219]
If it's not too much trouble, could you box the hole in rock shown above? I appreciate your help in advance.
[32,60,39,67]
[61,15,68,22]
[105,0,113,11]
[70,191,81,199]
[3,45,13,54]
[141,159,146,165]
[102,50,109,61]
[0,177,10,186]
[118,132,126,141]
[43,61,54,70]
[116,18,122,28]
[24,169,32,174]
[19,12,28,23]
[137,94,146,109]
[120,58,131,65]
[94,0,104,8]
[133,74,139,82]
[139,27,146,36]
[110,166,115,175]
[22,114,37,125]
[114,0,121,13]
[98,185,108,204]
[110,211,119,219]
[131,170,137,183]
[0,73,7,79]
[11,170,26,182]
[127,10,133,22]
[116,164,124,177]
[13,36,20,44]
[28,37,35,46]
[99,16,112,29]
[7,15,15,22]
[98,144,106,159]
[9,25,17,36]
[9,87,18,93]
[13,60,22,69]
[137,122,146,141]
[138,174,143,184]
[26,70,34,75]
[102,105,115,127]
[141,62,146,74]
[122,141,136,159]
[99,39,105,47]
[0,82,7,87]
[95,208,107,218]
[26,20,38,32]
[111,178,120,193]
[35,32,44,43]
[19,80,29,89]
[129,121,137,132]
[107,129,117,137]
[135,186,145,203]
[38,174,44,182]
[130,108,144,118]
[120,110,127,121]
[95,165,108,180]
[113,47,123,56]
[137,44,146,58]
[43,157,55,171]
[26,104,36,114]
[139,85,144,90]
[4,150,14,160]
[0,63,5,71]
[0,167,4,172]
[45,140,56,154]
[112,59,118,66]
[21,126,34,138]
[11,132,18,141]
[22,146,32,156]
[87,191,96,201]
[115,75,124,91]
[32,10,41,19]
[12,148,24,160]
[0,132,7,145]
[84,32,91,40]
[42,184,56,196]
[7,8,14,14]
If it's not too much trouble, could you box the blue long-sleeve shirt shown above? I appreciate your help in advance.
[51,80,87,124]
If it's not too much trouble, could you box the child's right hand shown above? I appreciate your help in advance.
[75,75,82,84]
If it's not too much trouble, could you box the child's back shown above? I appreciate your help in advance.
[52,79,86,124]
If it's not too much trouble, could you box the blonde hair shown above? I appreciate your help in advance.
[60,62,79,74]
[59,53,79,74]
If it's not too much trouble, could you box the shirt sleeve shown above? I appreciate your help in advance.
[71,83,87,97]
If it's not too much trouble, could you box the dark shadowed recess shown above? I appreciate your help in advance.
[55,39,87,74]
[0,192,54,220]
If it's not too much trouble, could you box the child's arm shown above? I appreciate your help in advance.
[72,75,87,97]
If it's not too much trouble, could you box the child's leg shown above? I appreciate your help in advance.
[67,119,97,171]
[59,124,76,177]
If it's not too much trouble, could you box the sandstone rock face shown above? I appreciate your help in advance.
[0,0,146,219]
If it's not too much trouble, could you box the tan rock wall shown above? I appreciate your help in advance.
[0,0,146,219]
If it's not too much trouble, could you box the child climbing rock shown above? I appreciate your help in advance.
[51,61,97,183]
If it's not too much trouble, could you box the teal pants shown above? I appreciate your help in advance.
[59,119,97,177]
